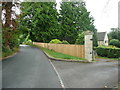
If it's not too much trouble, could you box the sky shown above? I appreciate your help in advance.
[85,0,119,32]
[57,0,120,32]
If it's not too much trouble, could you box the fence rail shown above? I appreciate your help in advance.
[34,42,85,58]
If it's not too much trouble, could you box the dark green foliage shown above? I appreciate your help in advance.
[109,39,120,48]
[9,31,20,49]
[19,2,60,43]
[19,1,98,45]
[18,26,29,44]
[59,1,97,44]
[75,32,84,45]
[2,28,20,57]
[62,40,69,44]
[95,46,120,58]
[108,28,120,41]
[49,39,62,44]
[92,29,98,47]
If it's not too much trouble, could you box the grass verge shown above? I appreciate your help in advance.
[96,56,120,60]
[33,45,86,61]
[1,47,19,59]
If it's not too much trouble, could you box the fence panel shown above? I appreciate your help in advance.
[34,42,85,58]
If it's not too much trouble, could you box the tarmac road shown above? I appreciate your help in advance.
[2,45,61,88]
[52,59,119,88]
[2,45,119,88]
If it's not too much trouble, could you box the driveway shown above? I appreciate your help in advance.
[52,59,119,88]
[2,45,61,88]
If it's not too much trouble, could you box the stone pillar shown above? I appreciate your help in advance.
[85,30,93,62]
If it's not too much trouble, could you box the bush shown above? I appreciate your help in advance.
[75,32,84,45]
[10,31,20,49]
[62,40,69,44]
[109,39,120,48]
[49,39,62,44]
[23,39,32,45]
[2,28,20,57]
[95,46,120,58]
[2,28,20,51]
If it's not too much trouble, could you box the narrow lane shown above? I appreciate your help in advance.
[2,45,61,88]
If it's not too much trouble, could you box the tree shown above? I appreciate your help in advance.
[2,1,20,53]
[59,0,96,44]
[108,28,120,41]
[19,2,60,43]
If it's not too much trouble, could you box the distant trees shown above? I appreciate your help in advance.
[108,28,120,48]
[108,28,120,41]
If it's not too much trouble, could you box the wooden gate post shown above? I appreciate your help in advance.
[85,30,93,62]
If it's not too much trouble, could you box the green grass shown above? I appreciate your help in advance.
[34,45,86,61]
[96,56,120,60]
[2,47,19,59]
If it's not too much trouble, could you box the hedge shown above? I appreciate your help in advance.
[95,46,120,58]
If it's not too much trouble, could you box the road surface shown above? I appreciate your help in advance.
[52,59,119,88]
[2,45,61,88]
[2,45,119,88]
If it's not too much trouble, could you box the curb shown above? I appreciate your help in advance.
[41,50,90,63]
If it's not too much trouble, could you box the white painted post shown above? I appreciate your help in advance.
[85,30,93,62]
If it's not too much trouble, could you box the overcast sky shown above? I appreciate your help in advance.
[57,0,119,32]
[85,0,119,32]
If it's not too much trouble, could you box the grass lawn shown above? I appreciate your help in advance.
[96,56,120,60]
[34,45,86,61]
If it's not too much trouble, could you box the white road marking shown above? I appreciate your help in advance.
[48,59,65,88]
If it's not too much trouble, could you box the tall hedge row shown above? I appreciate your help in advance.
[95,46,120,58]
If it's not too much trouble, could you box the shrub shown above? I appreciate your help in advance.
[62,40,69,44]
[2,28,20,51]
[95,46,120,58]
[10,31,20,49]
[49,39,62,44]
[23,39,32,45]
[109,39,120,48]
[2,28,20,57]
[75,32,84,45]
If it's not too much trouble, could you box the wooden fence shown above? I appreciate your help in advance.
[34,42,85,58]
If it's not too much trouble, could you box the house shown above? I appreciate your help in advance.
[97,32,108,46]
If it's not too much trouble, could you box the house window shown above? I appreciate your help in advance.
[105,41,107,43]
